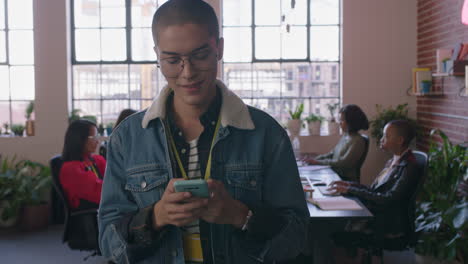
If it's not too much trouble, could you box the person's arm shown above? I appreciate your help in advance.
[318,136,365,168]
[347,162,419,206]
[98,132,169,263]
[61,162,103,205]
[236,125,309,263]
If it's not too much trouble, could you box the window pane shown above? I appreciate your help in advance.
[73,65,101,99]
[8,30,34,65]
[101,0,126,27]
[74,100,101,123]
[282,26,307,59]
[281,0,307,25]
[252,63,282,98]
[129,64,160,99]
[223,0,251,26]
[11,101,28,125]
[0,101,9,127]
[310,26,339,61]
[255,0,280,26]
[75,29,101,61]
[223,27,251,62]
[282,63,311,97]
[0,0,4,29]
[74,0,100,28]
[223,63,253,98]
[311,98,340,121]
[102,100,129,124]
[131,99,152,111]
[0,31,5,62]
[255,27,280,60]
[132,28,156,61]
[310,0,339,25]
[0,66,9,99]
[8,0,32,29]
[101,29,126,61]
[10,66,34,100]
[101,65,128,99]
[132,0,158,27]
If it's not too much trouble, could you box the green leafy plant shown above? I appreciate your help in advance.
[25,101,34,120]
[11,124,25,136]
[288,103,304,120]
[415,129,467,262]
[69,109,82,123]
[82,115,97,124]
[305,113,325,123]
[370,103,419,142]
[0,156,51,221]
[326,103,340,122]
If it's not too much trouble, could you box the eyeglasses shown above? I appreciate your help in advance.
[88,135,100,141]
[157,49,217,78]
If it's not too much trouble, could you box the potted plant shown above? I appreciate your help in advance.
[25,101,35,136]
[16,160,52,231]
[82,115,97,124]
[370,103,419,144]
[0,156,22,228]
[69,109,82,123]
[420,80,432,94]
[327,103,340,135]
[415,129,467,264]
[287,103,304,137]
[3,123,10,135]
[105,122,114,136]
[305,113,324,136]
[11,124,25,137]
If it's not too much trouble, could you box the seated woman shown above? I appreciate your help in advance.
[329,120,420,258]
[304,104,369,182]
[60,119,106,210]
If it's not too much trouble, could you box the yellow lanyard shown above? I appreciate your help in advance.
[166,115,221,180]
[90,165,99,179]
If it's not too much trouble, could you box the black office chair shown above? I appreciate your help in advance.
[360,150,428,264]
[356,134,370,181]
[49,155,101,259]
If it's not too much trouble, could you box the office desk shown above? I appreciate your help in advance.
[299,166,373,219]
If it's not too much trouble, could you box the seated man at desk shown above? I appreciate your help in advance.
[328,120,420,257]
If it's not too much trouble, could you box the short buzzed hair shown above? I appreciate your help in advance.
[387,120,416,147]
[151,0,219,45]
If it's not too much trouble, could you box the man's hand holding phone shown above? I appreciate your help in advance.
[152,179,208,229]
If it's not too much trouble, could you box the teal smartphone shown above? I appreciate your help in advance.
[173,179,209,198]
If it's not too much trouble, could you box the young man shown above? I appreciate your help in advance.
[98,1,309,263]
[329,120,421,254]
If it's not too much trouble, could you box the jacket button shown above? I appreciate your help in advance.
[141,181,147,188]
[181,148,186,154]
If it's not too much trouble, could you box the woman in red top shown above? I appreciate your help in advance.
[60,120,106,210]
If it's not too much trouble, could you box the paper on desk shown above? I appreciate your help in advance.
[298,165,331,172]
[317,186,340,196]
[307,196,363,211]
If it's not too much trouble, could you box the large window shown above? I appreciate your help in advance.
[222,0,341,124]
[0,0,35,133]
[71,0,167,126]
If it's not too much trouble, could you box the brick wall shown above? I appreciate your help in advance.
[417,0,468,149]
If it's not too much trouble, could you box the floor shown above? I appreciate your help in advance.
[0,225,107,264]
[0,224,415,264]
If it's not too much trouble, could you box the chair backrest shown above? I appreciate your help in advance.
[356,134,370,180]
[407,150,428,242]
[49,154,71,242]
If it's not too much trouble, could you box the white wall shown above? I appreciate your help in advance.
[0,0,417,178]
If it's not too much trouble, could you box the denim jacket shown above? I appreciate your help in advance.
[98,80,309,264]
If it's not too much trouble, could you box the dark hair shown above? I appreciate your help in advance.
[339,104,369,133]
[115,109,137,128]
[387,120,415,147]
[62,120,97,162]
[151,0,219,44]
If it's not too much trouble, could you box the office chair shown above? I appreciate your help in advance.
[49,155,101,259]
[356,134,370,181]
[360,150,428,264]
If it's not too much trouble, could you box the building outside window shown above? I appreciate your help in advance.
[0,0,35,134]
[223,0,341,124]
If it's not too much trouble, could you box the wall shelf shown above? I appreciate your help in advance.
[432,72,465,77]
[410,92,445,96]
